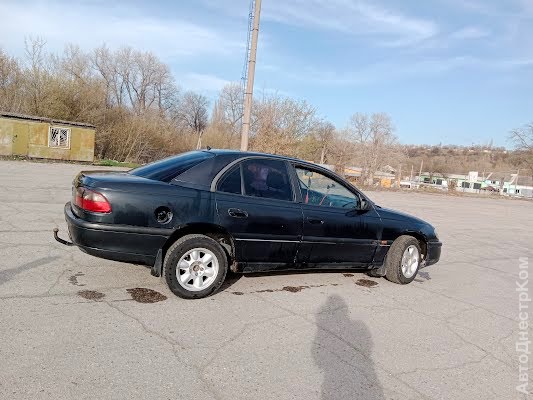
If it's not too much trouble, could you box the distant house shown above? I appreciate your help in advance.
[0,112,95,162]
[344,166,396,187]
[414,171,533,198]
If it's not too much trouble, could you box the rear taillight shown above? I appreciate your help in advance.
[74,187,112,213]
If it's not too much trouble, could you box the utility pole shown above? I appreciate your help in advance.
[240,0,262,152]
[397,164,402,188]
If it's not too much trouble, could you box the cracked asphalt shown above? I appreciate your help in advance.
[0,160,531,399]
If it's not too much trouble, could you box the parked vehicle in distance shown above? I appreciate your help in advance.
[54,150,442,299]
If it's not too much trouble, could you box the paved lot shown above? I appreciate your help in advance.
[0,160,531,400]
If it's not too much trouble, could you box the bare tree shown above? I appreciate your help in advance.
[348,112,402,184]
[93,46,125,108]
[315,120,336,164]
[510,123,533,151]
[251,94,318,156]
[174,91,209,148]
[23,36,51,115]
[509,123,533,179]
[211,83,243,141]
[329,128,356,173]
[0,49,23,112]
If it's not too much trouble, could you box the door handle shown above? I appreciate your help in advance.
[307,217,324,225]
[228,208,248,218]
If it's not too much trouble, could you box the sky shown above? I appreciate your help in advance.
[0,0,532,147]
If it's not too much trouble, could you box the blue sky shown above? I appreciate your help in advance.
[0,0,532,147]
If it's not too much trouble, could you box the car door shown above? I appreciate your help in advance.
[214,158,303,268]
[292,165,381,267]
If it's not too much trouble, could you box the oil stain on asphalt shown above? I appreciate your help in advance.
[126,288,167,303]
[355,279,378,287]
[78,290,105,300]
[69,272,85,286]
[281,285,310,293]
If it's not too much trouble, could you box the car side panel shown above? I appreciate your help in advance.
[298,206,382,265]
[67,183,219,262]
[215,192,303,264]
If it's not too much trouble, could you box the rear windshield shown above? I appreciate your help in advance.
[129,151,214,182]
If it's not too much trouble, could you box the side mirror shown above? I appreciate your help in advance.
[358,198,371,211]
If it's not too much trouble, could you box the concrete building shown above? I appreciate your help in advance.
[0,112,95,162]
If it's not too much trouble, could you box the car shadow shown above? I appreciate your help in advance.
[313,295,385,400]
[218,269,378,294]
[219,270,244,291]
[242,268,369,278]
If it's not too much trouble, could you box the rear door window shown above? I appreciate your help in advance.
[217,164,242,195]
[241,159,293,202]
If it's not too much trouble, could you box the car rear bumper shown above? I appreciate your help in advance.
[63,202,171,266]
[425,240,442,267]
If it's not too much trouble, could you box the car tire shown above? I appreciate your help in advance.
[384,235,422,284]
[367,268,385,278]
[164,234,228,299]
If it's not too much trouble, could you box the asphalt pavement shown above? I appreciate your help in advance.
[0,160,531,399]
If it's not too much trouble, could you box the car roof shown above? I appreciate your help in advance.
[172,149,338,190]
[172,149,369,201]
[205,149,323,168]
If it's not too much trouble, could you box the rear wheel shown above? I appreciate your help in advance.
[164,234,228,299]
[384,235,422,284]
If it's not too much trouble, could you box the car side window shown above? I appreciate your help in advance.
[218,164,242,195]
[295,167,359,209]
[242,159,293,201]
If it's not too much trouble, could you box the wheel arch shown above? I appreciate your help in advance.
[402,230,428,260]
[151,223,236,277]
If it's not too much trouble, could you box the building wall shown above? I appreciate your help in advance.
[0,117,95,162]
[0,118,14,155]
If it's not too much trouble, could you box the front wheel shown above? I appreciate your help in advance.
[164,234,228,299]
[384,235,422,284]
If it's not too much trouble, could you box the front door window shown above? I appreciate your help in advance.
[295,167,359,209]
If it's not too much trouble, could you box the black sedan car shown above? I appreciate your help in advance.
[55,150,442,299]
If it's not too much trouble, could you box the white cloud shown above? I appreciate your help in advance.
[450,26,490,40]
[0,0,243,60]
[182,73,231,93]
[261,0,438,47]
[275,55,533,87]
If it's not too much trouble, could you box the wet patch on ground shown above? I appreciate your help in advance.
[69,272,85,286]
[342,273,354,277]
[355,279,378,287]
[232,291,244,295]
[78,290,105,301]
[126,288,167,303]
